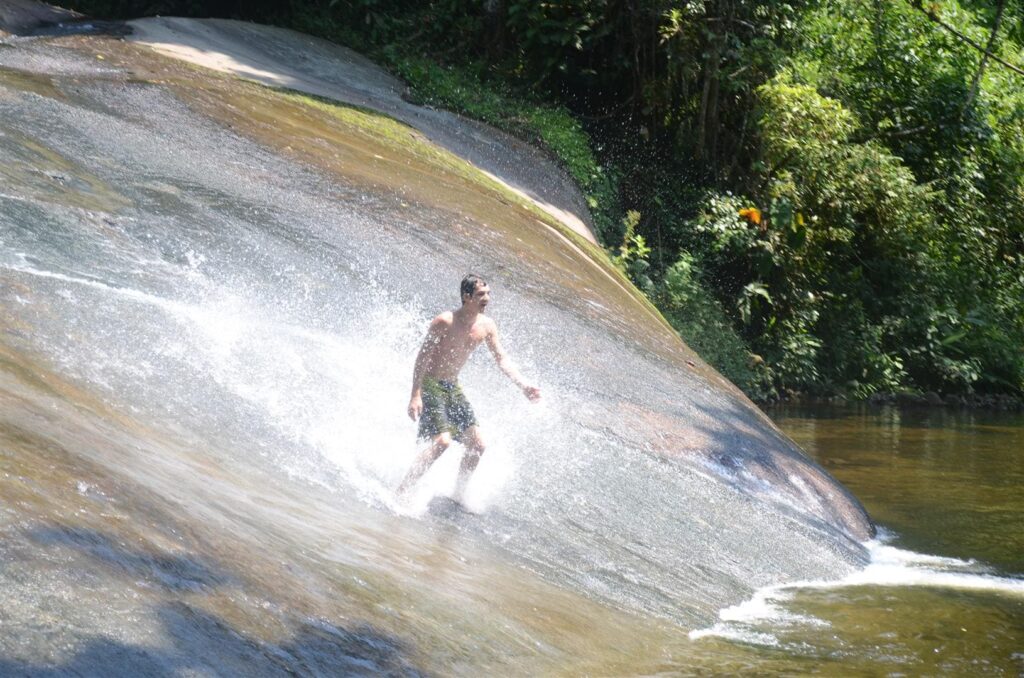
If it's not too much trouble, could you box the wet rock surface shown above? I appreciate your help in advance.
[0,18,877,674]
[0,0,127,37]
[127,16,598,244]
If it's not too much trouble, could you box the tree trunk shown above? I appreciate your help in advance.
[483,0,508,62]
[962,0,1006,115]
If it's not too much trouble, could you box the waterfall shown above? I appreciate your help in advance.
[0,20,872,673]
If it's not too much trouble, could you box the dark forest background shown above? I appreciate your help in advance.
[65,0,1024,401]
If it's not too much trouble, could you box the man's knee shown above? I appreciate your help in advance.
[466,434,485,456]
[422,432,451,463]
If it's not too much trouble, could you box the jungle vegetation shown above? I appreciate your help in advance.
[68,0,1024,400]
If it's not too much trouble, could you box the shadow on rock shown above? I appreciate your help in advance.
[26,524,235,592]
[0,601,428,676]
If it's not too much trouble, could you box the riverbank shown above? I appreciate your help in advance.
[40,0,1024,412]
[766,391,1023,412]
[251,0,1024,407]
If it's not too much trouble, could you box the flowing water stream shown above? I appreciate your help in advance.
[0,24,1019,676]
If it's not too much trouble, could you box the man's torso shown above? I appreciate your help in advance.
[425,311,491,381]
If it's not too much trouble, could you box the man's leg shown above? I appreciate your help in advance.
[397,431,452,495]
[454,426,485,501]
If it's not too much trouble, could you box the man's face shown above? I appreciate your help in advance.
[465,283,490,310]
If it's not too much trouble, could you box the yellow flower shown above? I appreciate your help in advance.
[738,207,762,225]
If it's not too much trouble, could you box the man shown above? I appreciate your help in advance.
[397,274,541,500]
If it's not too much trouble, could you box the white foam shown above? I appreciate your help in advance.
[688,627,781,646]
[3,260,536,518]
[718,587,828,627]
[4,261,198,318]
[690,530,1024,643]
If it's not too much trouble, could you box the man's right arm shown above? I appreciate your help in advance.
[485,321,541,402]
[408,315,447,421]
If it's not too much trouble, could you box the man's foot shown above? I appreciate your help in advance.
[425,494,486,516]
[426,495,466,515]
[391,483,422,515]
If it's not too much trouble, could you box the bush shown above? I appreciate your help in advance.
[655,253,762,397]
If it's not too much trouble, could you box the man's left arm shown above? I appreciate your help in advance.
[486,324,541,401]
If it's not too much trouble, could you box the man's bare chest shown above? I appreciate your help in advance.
[438,325,487,356]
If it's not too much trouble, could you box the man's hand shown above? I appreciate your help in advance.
[408,394,423,421]
[522,384,541,402]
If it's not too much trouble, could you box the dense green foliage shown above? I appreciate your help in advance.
[67,0,1024,399]
[368,53,623,242]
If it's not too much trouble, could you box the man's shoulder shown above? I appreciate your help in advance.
[432,311,455,326]
[479,314,498,333]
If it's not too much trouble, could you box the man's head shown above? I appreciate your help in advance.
[460,273,490,310]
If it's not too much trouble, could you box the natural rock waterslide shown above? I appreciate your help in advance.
[129,16,598,246]
[0,10,873,674]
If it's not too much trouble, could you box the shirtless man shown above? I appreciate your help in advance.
[397,274,541,499]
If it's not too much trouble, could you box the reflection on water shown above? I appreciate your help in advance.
[775,405,1024,572]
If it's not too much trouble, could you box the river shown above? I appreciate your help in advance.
[686,405,1024,675]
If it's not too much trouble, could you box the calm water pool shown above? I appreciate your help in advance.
[683,406,1024,675]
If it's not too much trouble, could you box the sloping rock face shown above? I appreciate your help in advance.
[0,0,127,37]
[0,0,82,35]
[128,16,598,244]
[0,14,872,674]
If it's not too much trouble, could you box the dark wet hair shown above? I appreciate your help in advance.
[460,273,487,302]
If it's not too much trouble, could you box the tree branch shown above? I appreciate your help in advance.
[961,0,1005,113]
[910,0,1024,77]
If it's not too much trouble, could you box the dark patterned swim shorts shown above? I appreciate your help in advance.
[418,377,478,441]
